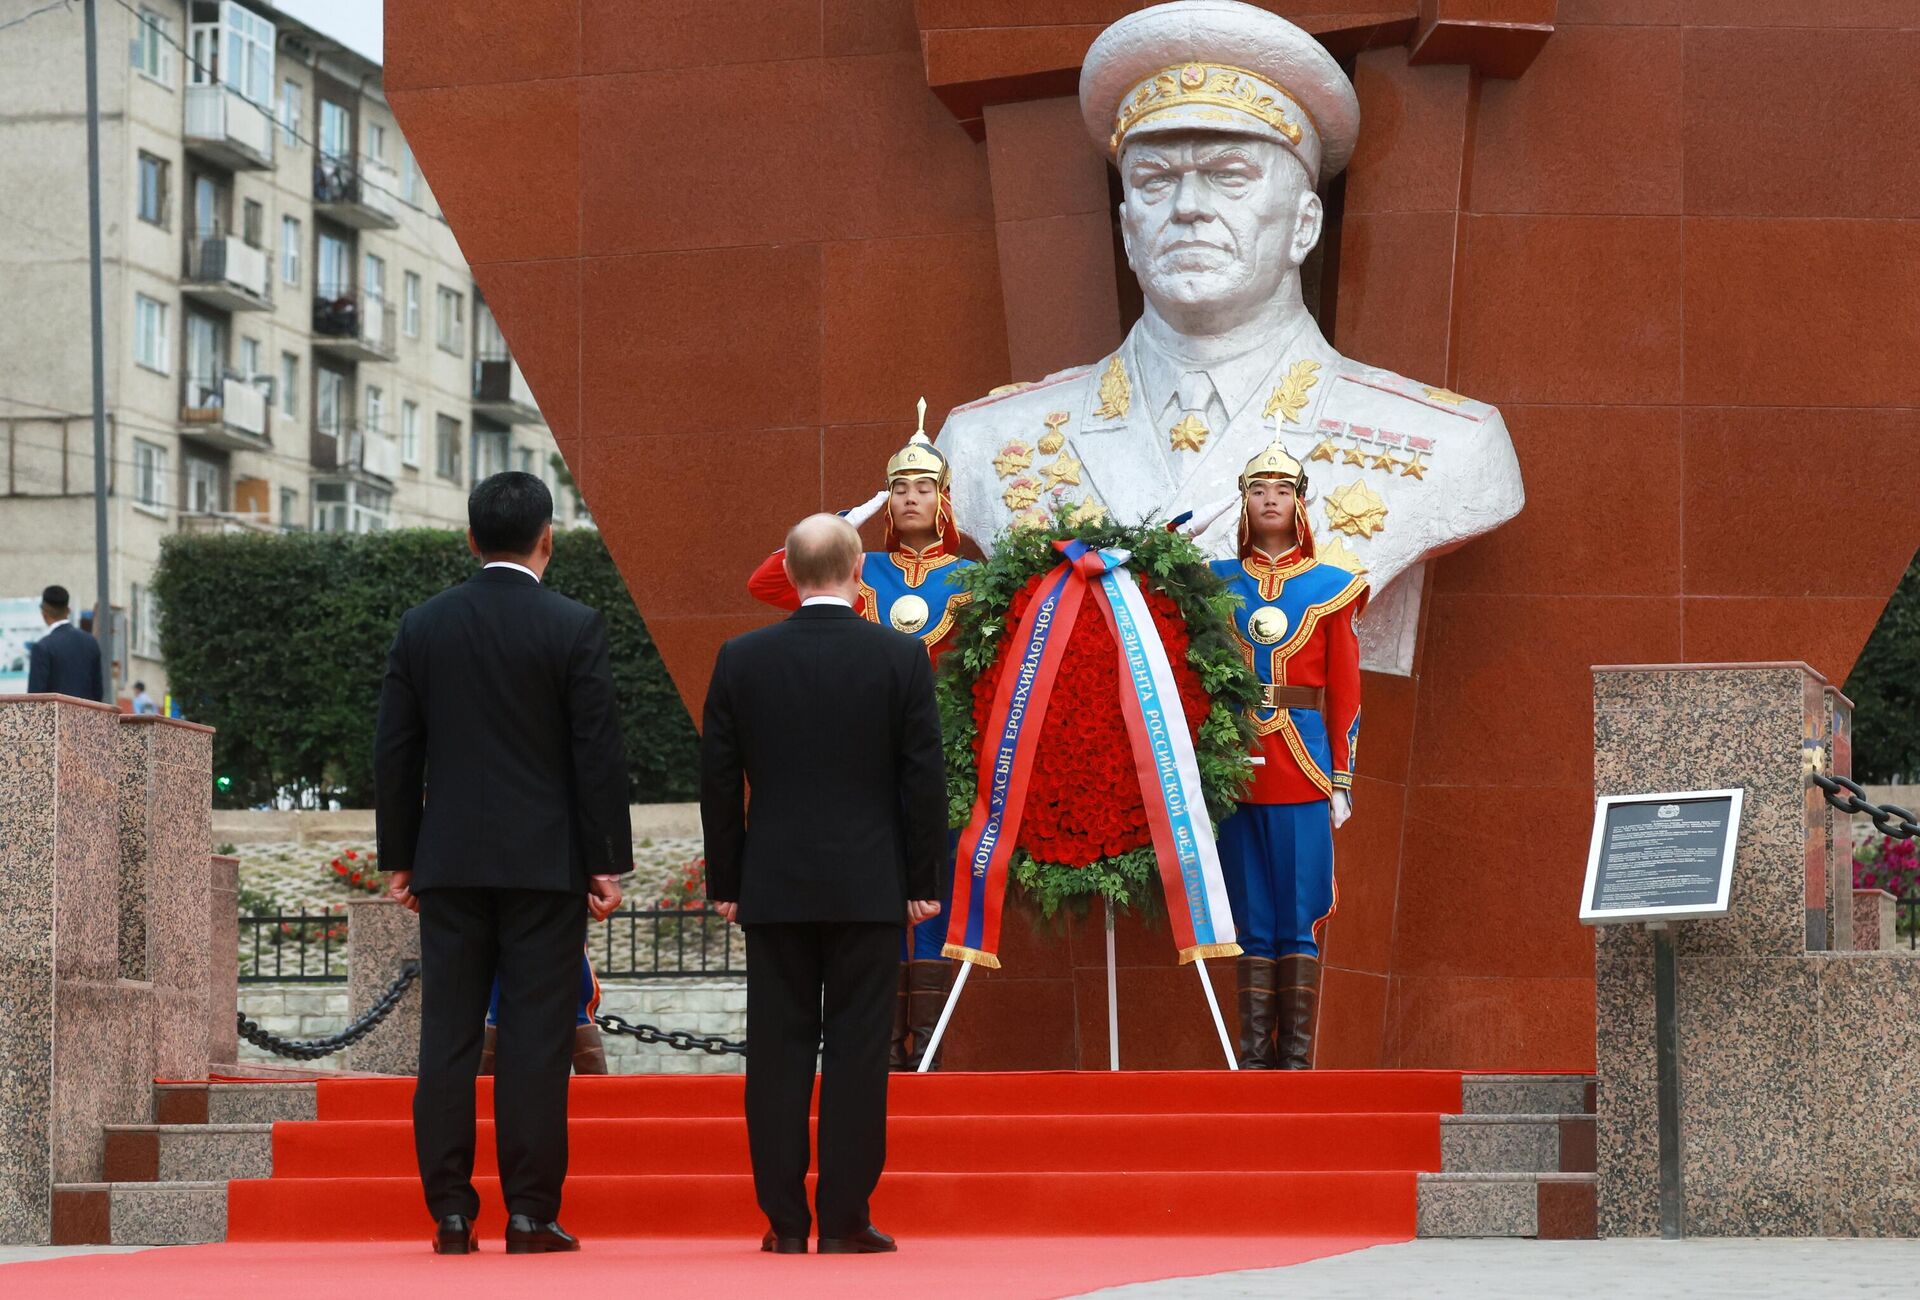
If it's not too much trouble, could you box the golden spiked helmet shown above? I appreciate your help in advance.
[1238,438,1307,494]
[885,396,950,489]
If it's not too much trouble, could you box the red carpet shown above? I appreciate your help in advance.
[226,1070,1461,1242]
[0,1237,1389,1300]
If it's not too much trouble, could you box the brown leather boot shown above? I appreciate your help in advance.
[904,959,957,1071]
[1276,954,1321,1070]
[479,1024,497,1076]
[888,961,912,1071]
[1236,956,1280,1069]
[572,1023,609,1075]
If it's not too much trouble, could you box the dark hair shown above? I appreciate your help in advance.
[468,471,553,556]
[134,680,146,691]
[42,584,69,609]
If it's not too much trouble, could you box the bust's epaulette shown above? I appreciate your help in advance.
[947,363,1092,417]
[1332,361,1493,423]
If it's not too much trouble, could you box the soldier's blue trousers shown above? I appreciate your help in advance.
[489,950,600,1027]
[1217,800,1335,959]
[903,829,961,961]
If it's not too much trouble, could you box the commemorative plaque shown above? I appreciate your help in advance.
[1579,789,1742,926]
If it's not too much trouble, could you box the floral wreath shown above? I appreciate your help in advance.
[937,507,1259,919]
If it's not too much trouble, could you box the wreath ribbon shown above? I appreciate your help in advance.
[944,540,1240,967]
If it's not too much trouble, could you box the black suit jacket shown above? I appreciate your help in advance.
[27,623,102,700]
[700,603,945,925]
[373,566,630,893]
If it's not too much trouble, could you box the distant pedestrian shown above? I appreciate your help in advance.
[26,585,103,702]
[132,681,159,715]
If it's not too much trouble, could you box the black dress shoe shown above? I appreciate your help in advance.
[817,1224,896,1254]
[432,1214,476,1255]
[760,1229,808,1254]
[504,1214,580,1254]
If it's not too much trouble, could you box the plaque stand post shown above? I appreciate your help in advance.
[1105,900,1121,1071]
[1648,921,1686,1239]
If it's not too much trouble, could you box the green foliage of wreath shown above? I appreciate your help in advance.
[936,506,1259,921]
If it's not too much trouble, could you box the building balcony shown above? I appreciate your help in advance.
[472,355,543,425]
[313,420,400,484]
[183,84,275,170]
[182,235,272,312]
[312,288,398,363]
[177,510,276,536]
[180,373,271,452]
[313,153,401,230]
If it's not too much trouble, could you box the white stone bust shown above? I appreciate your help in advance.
[937,0,1524,674]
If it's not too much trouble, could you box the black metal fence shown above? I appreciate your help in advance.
[1900,890,1920,951]
[238,906,744,984]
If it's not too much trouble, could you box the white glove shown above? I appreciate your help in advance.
[842,489,889,530]
[1181,495,1239,539]
[1331,791,1352,829]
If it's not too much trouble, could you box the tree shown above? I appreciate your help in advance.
[1847,550,1920,784]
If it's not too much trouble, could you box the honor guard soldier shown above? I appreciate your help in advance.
[746,403,973,1070]
[1210,439,1364,1069]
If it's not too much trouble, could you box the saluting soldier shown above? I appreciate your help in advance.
[745,411,973,1070]
[1209,439,1364,1069]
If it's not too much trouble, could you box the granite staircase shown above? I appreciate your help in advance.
[53,1072,1597,1245]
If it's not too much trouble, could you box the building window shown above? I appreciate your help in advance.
[185,457,222,514]
[363,252,387,306]
[281,78,301,145]
[319,99,350,165]
[239,336,261,379]
[130,583,163,659]
[400,144,418,203]
[137,153,169,228]
[279,486,298,530]
[242,198,263,248]
[220,4,276,109]
[317,230,350,299]
[402,271,421,337]
[401,399,420,466]
[364,384,385,436]
[473,426,510,484]
[436,285,463,355]
[435,414,462,482]
[280,352,298,417]
[313,481,389,534]
[131,9,174,85]
[316,366,347,438]
[366,121,386,163]
[281,216,300,284]
[133,293,169,374]
[132,439,169,511]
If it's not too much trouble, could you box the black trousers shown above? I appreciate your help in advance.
[414,887,586,1222]
[743,921,898,1238]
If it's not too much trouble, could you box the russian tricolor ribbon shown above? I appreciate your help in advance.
[944,541,1239,968]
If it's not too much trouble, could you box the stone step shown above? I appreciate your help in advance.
[1459,1074,1596,1116]
[1417,1172,1597,1240]
[103,1124,273,1182]
[51,1182,228,1246]
[154,1080,317,1125]
[1440,1113,1596,1174]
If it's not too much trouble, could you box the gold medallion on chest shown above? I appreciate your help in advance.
[1248,605,1289,645]
[889,594,930,635]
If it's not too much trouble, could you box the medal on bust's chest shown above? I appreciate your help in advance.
[1247,605,1289,645]
[889,594,930,634]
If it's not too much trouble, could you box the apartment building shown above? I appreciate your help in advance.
[0,0,579,702]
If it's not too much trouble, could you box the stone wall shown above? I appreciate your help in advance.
[237,979,745,1075]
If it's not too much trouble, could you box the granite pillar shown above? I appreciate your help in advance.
[345,897,422,1075]
[208,855,239,1066]
[1594,664,1920,1238]
[1850,890,1897,953]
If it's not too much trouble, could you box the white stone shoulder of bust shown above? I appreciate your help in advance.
[938,363,1104,549]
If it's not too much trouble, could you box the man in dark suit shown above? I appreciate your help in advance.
[27,585,103,701]
[375,471,631,1257]
[701,513,947,1256]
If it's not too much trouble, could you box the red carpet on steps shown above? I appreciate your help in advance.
[226,1070,1461,1243]
[0,1236,1390,1300]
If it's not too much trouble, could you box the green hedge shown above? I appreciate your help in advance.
[151,528,699,808]
[1848,550,1920,784]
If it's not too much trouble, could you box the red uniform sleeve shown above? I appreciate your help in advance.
[1324,586,1366,794]
[746,548,801,611]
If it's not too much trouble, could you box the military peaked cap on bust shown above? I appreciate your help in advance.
[1079,0,1362,184]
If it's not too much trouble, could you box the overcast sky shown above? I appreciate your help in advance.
[276,0,383,64]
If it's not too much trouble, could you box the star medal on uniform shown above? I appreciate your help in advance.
[994,441,1033,478]
[1422,385,1468,406]
[1038,411,1070,456]
[1400,453,1428,480]
[889,594,930,634]
[1325,480,1388,538]
[1041,453,1083,487]
[1169,413,1209,453]
[1003,477,1042,512]
[1316,535,1368,575]
[1307,437,1339,464]
[1340,442,1368,468]
[1247,605,1289,645]
[1066,499,1106,526]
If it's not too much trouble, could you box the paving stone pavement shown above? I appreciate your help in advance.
[1076,1239,1920,1298]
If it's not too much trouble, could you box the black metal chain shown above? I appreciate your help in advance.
[236,961,421,1061]
[594,1012,746,1056]
[1812,773,1920,841]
